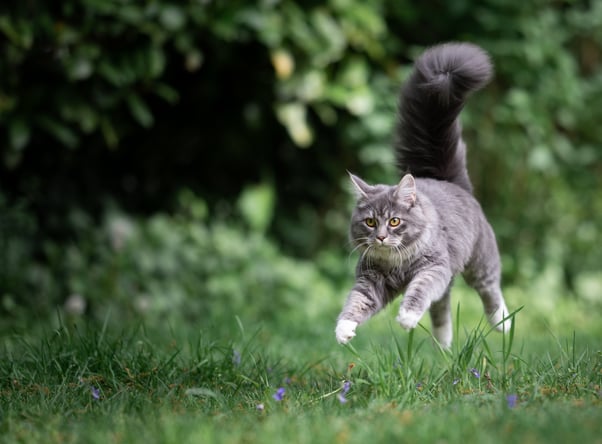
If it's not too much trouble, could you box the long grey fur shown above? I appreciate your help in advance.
[335,43,511,349]
[396,42,492,193]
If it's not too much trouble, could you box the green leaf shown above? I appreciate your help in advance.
[311,9,347,66]
[100,118,119,148]
[126,94,154,128]
[66,57,94,81]
[0,17,33,49]
[160,5,186,31]
[276,102,313,147]
[147,48,166,78]
[237,183,275,233]
[8,119,30,151]
[37,116,78,148]
[98,61,128,86]
[154,83,179,104]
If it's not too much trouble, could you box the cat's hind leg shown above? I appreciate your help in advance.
[429,284,453,349]
[465,271,512,332]
[479,285,512,333]
[464,232,512,333]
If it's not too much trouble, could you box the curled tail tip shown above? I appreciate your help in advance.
[414,42,493,100]
[395,42,492,191]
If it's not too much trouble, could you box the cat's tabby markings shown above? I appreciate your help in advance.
[335,43,511,349]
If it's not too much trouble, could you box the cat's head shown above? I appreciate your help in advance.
[348,173,426,261]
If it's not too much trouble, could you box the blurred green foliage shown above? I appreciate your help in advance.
[0,0,601,319]
[0,190,348,326]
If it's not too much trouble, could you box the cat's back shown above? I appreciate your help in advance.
[416,178,489,265]
[417,177,483,218]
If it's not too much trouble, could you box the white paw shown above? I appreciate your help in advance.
[335,320,358,344]
[488,303,513,333]
[396,308,421,330]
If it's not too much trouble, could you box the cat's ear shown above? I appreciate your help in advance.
[395,174,416,207]
[348,172,373,199]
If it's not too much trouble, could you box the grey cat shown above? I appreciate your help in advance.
[335,42,511,348]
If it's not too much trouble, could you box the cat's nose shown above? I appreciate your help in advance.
[376,235,387,242]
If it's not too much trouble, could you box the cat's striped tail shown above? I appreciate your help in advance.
[395,42,492,193]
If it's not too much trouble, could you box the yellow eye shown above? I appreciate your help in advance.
[389,217,401,227]
[365,218,376,228]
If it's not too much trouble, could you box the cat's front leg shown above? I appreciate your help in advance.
[396,307,422,330]
[397,268,451,331]
[336,278,387,344]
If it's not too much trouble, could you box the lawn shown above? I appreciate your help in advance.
[1,282,600,444]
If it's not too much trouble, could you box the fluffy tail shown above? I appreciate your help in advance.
[395,42,493,193]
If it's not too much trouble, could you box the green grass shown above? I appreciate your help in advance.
[1,285,601,444]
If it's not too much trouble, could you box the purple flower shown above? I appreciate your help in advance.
[506,394,518,408]
[343,380,351,393]
[469,368,481,379]
[338,380,351,404]
[273,387,285,401]
[91,386,100,400]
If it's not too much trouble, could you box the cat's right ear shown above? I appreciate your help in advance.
[348,172,372,199]
[395,174,417,207]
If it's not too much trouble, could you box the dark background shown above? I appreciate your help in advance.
[1,0,600,323]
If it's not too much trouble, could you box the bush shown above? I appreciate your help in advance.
[1,189,349,328]
[1,0,601,302]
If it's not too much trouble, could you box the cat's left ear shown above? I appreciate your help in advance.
[395,174,416,207]
[348,172,373,199]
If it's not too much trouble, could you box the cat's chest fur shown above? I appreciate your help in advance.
[359,246,440,295]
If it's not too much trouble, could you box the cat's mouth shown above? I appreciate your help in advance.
[373,241,390,248]
[372,238,398,248]
[368,241,399,254]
